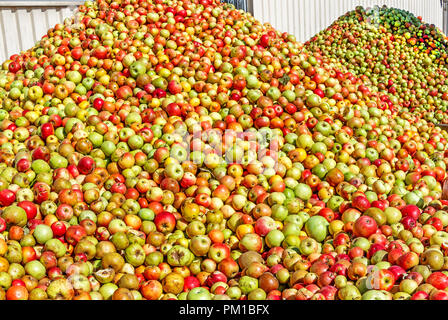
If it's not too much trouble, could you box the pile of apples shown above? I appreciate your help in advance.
[307,6,448,123]
[1,0,448,300]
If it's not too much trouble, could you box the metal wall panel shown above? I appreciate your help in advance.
[222,0,249,11]
[252,0,445,43]
[0,2,82,62]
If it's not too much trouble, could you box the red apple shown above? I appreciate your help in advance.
[401,205,421,220]
[77,156,95,175]
[183,276,200,292]
[353,216,377,237]
[0,189,16,207]
[388,265,406,281]
[154,211,176,234]
[352,195,371,212]
[17,201,37,220]
[427,272,448,290]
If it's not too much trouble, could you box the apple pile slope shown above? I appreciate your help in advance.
[306,6,448,123]
[0,0,447,301]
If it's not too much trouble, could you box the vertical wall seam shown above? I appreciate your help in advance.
[0,10,7,60]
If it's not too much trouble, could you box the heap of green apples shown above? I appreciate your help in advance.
[1,0,448,301]
[307,6,448,124]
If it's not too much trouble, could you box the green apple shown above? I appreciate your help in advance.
[434,211,448,227]
[351,237,370,251]
[33,224,53,244]
[430,231,448,247]
[66,70,82,84]
[338,285,361,300]
[265,229,285,248]
[239,276,258,295]
[166,245,194,267]
[299,238,319,256]
[282,222,302,237]
[25,260,46,280]
[371,250,388,264]
[44,238,67,257]
[124,243,146,267]
[28,86,43,101]
[327,196,344,212]
[2,206,27,227]
[362,290,392,300]
[187,287,212,300]
[399,279,418,295]
[385,207,402,224]
[49,153,68,169]
[294,184,312,201]
[305,216,329,242]
[375,261,391,270]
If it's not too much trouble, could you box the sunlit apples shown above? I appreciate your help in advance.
[1,0,448,301]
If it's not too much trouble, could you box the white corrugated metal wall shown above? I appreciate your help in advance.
[0,1,82,62]
[253,0,445,43]
[0,0,445,62]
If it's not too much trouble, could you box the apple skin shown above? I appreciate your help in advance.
[401,205,421,220]
[164,163,184,181]
[239,233,263,253]
[33,182,50,204]
[65,225,87,245]
[16,201,36,221]
[147,187,163,202]
[265,229,285,248]
[399,279,419,295]
[239,275,258,295]
[183,276,200,292]
[430,289,448,300]
[338,285,361,300]
[367,269,395,291]
[180,172,196,188]
[367,243,385,259]
[208,243,231,263]
[189,235,211,257]
[154,211,176,234]
[411,291,429,300]
[305,216,329,242]
[429,231,448,247]
[140,280,163,300]
[427,272,448,290]
[299,238,320,256]
[77,156,95,175]
[40,123,54,140]
[362,289,392,300]
[353,216,378,238]
[254,216,277,237]
[25,260,46,280]
[187,287,212,300]
[206,271,227,287]
[352,195,371,212]
[2,205,28,227]
[404,272,424,285]
[166,245,194,267]
[218,257,240,278]
[388,265,406,282]
[0,189,16,207]
[319,285,338,300]
[397,252,419,270]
